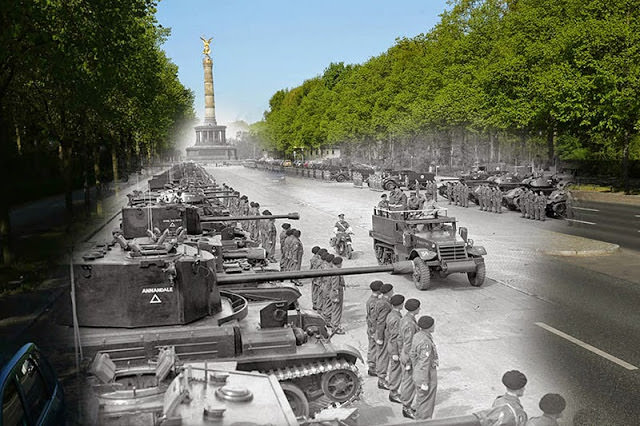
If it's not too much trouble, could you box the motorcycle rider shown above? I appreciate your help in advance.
[334,213,353,236]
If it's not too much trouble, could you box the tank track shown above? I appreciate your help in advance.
[264,358,364,416]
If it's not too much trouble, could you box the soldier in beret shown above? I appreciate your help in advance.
[319,253,335,322]
[279,223,291,258]
[310,246,322,310]
[386,294,406,404]
[399,298,421,419]
[366,280,383,376]
[526,393,566,426]
[373,283,394,389]
[410,315,438,420]
[477,370,528,426]
[326,256,346,334]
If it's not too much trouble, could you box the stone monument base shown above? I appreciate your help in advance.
[186,145,237,161]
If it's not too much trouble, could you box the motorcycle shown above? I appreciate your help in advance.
[330,232,354,259]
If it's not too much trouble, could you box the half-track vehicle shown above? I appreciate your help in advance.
[369,207,487,290]
[59,236,413,417]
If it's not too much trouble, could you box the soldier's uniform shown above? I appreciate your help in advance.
[520,191,528,218]
[431,182,438,202]
[410,317,438,420]
[490,393,528,426]
[279,226,290,257]
[310,249,321,310]
[463,184,470,207]
[318,254,334,320]
[373,285,393,385]
[446,183,453,205]
[263,218,277,262]
[538,193,546,221]
[366,281,383,375]
[495,188,503,213]
[326,257,345,333]
[386,295,405,400]
[399,300,420,416]
[526,415,558,426]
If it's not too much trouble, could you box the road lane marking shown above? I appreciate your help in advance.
[566,219,596,225]
[535,322,638,371]
[574,207,600,212]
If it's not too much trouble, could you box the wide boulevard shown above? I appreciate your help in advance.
[207,165,639,425]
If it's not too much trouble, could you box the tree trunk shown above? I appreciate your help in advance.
[112,143,119,195]
[0,116,12,264]
[622,131,630,194]
[546,122,555,165]
[60,141,74,224]
[489,131,495,163]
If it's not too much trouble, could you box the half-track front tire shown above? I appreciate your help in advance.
[468,259,486,287]
[384,180,397,191]
[281,381,310,418]
[413,258,432,290]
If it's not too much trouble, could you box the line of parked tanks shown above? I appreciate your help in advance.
[244,159,574,219]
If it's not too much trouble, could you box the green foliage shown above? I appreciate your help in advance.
[256,0,640,177]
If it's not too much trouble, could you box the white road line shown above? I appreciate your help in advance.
[566,219,597,225]
[535,322,638,371]
[574,207,599,212]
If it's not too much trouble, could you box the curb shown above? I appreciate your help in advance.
[541,244,620,257]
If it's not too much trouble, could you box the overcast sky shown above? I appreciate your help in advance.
[156,0,449,125]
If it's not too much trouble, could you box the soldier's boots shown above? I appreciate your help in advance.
[402,406,416,419]
[378,379,390,390]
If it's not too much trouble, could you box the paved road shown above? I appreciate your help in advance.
[207,166,639,425]
[549,199,640,251]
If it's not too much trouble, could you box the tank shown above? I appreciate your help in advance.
[120,204,299,238]
[60,238,413,418]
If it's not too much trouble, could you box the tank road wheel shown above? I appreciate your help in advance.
[384,180,397,191]
[281,381,309,418]
[336,174,346,182]
[555,202,567,218]
[321,368,360,402]
[412,258,431,290]
[468,259,486,287]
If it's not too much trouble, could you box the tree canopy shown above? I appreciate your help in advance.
[255,0,640,185]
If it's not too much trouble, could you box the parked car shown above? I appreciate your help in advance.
[0,343,65,426]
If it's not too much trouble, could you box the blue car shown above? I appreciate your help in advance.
[0,344,65,426]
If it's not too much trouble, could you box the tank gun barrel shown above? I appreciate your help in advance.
[384,414,480,426]
[216,261,414,285]
[201,213,300,223]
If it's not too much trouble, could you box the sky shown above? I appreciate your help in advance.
[156,0,450,126]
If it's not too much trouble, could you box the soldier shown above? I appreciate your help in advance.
[565,190,574,225]
[538,191,546,221]
[446,182,453,205]
[319,253,335,322]
[326,256,346,334]
[478,370,528,426]
[378,193,390,210]
[399,298,421,419]
[291,229,303,285]
[386,294,405,404]
[407,188,423,210]
[310,246,322,309]
[366,280,384,376]
[520,190,528,218]
[431,181,438,202]
[373,283,394,389]
[495,187,503,214]
[462,183,471,207]
[410,315,438,420]
[389,187,407,209]
[279,223,291,258]
[240,195,250,216]
[280,228,296,273]
[526,393,566,426]
[262,210,277,262]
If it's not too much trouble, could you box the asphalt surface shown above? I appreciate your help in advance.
[549,199,640,251]
[205,166,639,425]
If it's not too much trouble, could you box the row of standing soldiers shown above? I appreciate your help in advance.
[519,189,547,221]
[309,247,345,334]
[365,281,438,420]
[446,182,471,207]
[476,184,503,213]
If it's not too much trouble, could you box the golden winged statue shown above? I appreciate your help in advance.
[200,36,213,56]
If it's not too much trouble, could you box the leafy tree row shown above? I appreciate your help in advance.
[0,0,195,262]
[255,0,640,189]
